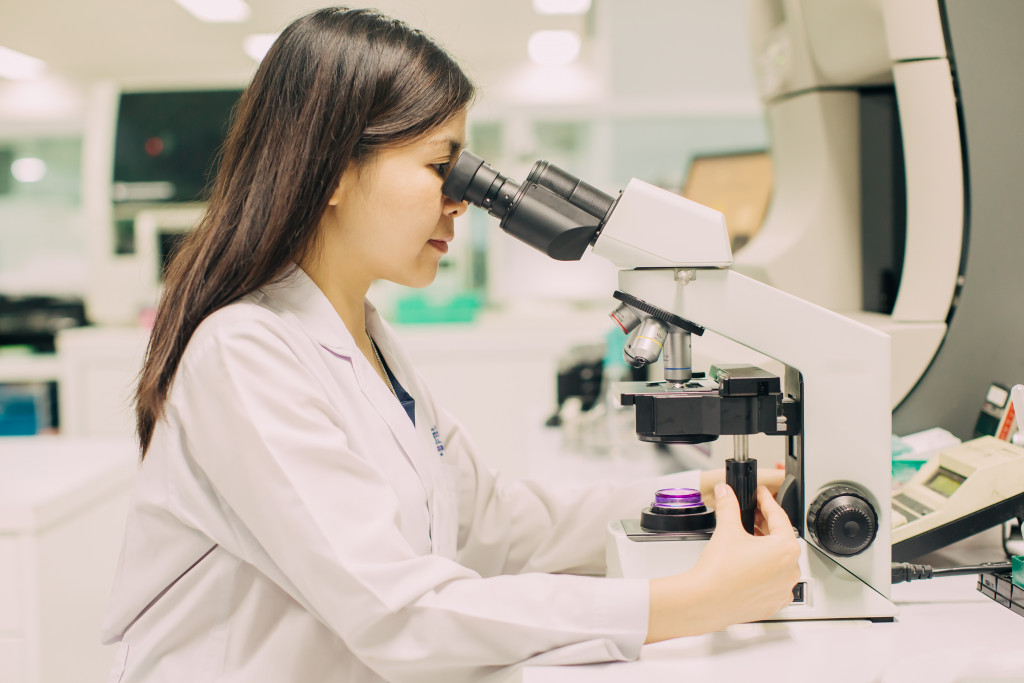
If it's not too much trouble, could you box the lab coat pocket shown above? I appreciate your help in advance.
[107,642,129,683]
[431,460,461,559]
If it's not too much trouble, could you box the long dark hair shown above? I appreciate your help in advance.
[135,7,475,457]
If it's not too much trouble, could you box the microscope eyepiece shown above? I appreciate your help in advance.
[442,151,521,220]
[440,151,484,203]
[526,160,615,221]
[442,150,618,262]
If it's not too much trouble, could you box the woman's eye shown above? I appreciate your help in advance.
[432,162,451,178]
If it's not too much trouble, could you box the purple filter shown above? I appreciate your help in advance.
[653,488,704,509]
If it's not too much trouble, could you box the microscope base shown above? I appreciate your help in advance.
[606,520,896,622]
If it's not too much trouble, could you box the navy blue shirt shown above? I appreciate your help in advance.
[376,345,415,426]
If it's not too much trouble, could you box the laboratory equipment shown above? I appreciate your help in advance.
[740,1,1024,442]
[680,151,773,251]
[444,151,896,620]
[1015,385,1024,447]
[605,488,719,584]
[133,206,205,314]
[977,562,1024,618]
[973,383,1015,440]
[112,89,243,204]
[891,437,1024,562]
[0,294,86,352]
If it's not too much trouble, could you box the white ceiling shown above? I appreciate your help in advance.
[0,0,588,90]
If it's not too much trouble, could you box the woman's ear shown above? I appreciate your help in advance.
[327,171,348,207]
[328,160,362,207]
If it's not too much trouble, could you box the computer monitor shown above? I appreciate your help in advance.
[681,151,773,251]
[133,206,204,309]
[113,89,242,203]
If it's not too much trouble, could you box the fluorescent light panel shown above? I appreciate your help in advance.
[243,33,279,63]
[11,158,47,183]
[0,45,46,81]
[173,0,251,23]
[527,30,581,66]
[533,0,592,15]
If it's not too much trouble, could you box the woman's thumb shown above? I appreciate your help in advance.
[713,483,741,530]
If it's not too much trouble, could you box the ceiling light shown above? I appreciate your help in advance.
[243,33,278,63]
[532,0,592,15]
[527,30,582,67]
[11,158,47,183]
[173,0,251,23]
[0,46,46,81]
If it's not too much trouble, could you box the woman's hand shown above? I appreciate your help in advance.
[699,466,787,534]
[645,484,802,643]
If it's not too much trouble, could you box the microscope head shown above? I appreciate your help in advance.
[442,150,612,261]
[443,150,733,269]
[444,150,733,383]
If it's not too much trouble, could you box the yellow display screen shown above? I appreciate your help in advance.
[925,468,966,497]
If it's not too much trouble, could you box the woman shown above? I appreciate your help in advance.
[102,7,800,682]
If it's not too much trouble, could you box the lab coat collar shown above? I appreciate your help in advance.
[255,266,437,532]
[256,268,408,383]
[255,264,358,355]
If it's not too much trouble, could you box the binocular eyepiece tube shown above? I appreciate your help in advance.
[441,150,618,262]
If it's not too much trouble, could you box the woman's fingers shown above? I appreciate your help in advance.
[756,485,797,537]
[713,483,739,524]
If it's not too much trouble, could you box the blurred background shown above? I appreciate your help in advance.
[0,0,770,471]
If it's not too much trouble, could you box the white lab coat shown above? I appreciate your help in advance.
[101,265,698,683]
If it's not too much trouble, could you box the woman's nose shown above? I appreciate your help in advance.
[445,198,469,218]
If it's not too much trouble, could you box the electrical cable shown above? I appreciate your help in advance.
[891,561,1012,584]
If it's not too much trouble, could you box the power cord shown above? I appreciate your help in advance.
[891,561,1012,585]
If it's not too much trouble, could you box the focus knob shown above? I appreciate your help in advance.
[807,485,877,556]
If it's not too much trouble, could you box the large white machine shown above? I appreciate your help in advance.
[443,151,896,620]
[738,0,1024,439]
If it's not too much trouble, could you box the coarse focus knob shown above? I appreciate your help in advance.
[806,485,878,556]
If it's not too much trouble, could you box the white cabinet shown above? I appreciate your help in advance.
[56,327,148,438]
[0,437,137,683]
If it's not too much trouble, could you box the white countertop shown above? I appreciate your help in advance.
[520,526,1024,683]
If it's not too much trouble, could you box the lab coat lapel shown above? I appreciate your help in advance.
[358,360,432,501]
[256,267,435,502]
[363,312,437,505]
[367,314,460,559]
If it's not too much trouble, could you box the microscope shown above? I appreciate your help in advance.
[443,151,896,621]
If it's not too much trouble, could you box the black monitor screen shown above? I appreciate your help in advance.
[113,89,242,203]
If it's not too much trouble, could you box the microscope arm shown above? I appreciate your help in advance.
[618,267,893,597]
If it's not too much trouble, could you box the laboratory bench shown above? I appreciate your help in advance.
[511,422,1024,681]
[517,525,1024,683]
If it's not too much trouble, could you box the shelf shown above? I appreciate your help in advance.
[0,353,60,384]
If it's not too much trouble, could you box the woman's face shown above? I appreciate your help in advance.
[324,111,469,290]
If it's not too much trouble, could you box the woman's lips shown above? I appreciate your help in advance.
[428,239,449,254]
